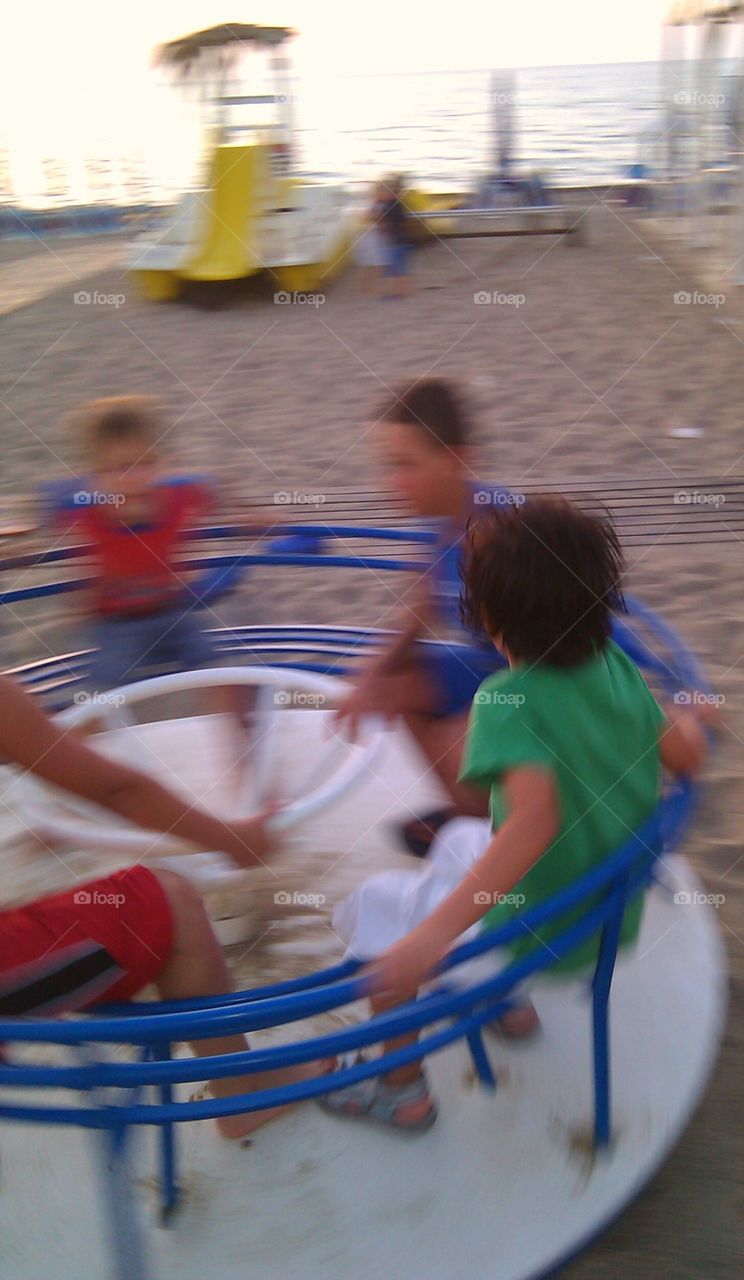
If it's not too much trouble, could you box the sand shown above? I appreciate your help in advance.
[0,202,743,1278]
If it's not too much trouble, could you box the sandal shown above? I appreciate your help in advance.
[397,808,457,859]
[318,1057,438,1132]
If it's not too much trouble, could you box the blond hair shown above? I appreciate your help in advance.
[74,395,161,460]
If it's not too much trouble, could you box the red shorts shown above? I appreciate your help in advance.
[0,867,174,1015]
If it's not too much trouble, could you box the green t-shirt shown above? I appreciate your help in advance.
[459,639,666,975]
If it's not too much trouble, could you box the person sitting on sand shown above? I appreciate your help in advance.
[0,671,328,1140]
[49,396,217,692]
[335,377,517,855]
[321,496,709,1131]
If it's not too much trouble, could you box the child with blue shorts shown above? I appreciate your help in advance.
[52,397,217,693]
[379,174,414,296]
[335,378,521,854]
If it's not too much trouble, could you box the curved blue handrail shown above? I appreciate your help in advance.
[0,784,683,1076]
[0,843,664,1126]
[1,524,708,708]
[0,523,432,613]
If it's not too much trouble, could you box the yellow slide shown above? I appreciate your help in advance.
[180,143,277,282]
[403,188,461,240]
[129,141,355,300]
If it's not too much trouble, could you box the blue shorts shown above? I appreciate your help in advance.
[384,243,411,277]
[422,644,505,718]
[88,607,217,691]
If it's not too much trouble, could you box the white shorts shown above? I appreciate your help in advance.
[333,818,527,997]
[355,225,389,268]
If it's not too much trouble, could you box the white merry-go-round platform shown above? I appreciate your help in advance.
[0,664,727,1280]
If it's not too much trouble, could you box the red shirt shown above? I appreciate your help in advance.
[61,478,210,617]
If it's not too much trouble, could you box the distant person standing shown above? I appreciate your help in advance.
[379,174,414,297]
[355,181,389,295]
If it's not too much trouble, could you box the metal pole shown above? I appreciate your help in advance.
[98,1122,152,1280]
[272,52,294,172]
[490,70,516,181]
[694,18,726,246]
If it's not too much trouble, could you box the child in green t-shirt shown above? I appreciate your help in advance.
[321,495,709,1132]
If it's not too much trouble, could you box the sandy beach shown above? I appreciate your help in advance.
[1,202,743,1277]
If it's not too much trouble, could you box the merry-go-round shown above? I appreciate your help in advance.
[0,515,727,1280]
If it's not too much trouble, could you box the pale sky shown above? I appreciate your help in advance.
[1,0,678,96]
[0,0,715,201]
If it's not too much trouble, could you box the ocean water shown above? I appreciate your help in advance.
[297,61,664,189]
[1,59,735,208]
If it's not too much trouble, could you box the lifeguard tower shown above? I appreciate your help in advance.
[128,24,358,301]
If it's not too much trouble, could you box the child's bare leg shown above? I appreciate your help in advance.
[320,983,435,1129]
[372,989,422,1082]
[153,870,330,1139]
[369,988,434,1124]
[401,708,490,817]
[496,1002,540,1038]
[359,265,378,295]
[363,667,437,717]
[356,664,488,820]
[353,656,488,814]
[209,683,260,804]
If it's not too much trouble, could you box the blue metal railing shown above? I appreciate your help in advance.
[1,523,710,702]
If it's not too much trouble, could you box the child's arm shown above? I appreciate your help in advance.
[659,707,710,777]
[366,767,559,1002]
[334,582,432,734]
[38,478,89,532]
[368,596,429,678]
[0,674,274,870]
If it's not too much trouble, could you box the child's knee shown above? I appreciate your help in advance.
[153,869,209,934]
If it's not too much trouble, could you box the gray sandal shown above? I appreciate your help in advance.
[318,1058,438,1132]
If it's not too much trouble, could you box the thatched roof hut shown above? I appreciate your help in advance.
[155,23,294,76]
[666,1,743,23]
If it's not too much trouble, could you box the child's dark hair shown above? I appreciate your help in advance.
[79,396,159,455]
[460,495,624,667]
[380,378,471,449]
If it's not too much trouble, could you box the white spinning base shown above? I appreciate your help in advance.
[0,726,727,1280]
[2,668,385,922]
[17,667,385,845]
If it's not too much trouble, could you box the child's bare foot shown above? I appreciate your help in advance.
[213,1058,335,1141]
[489,1000,540,1040]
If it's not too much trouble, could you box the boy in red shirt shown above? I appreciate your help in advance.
[54,397,216,691]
